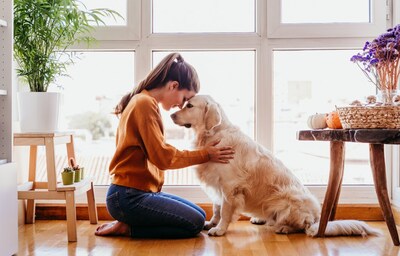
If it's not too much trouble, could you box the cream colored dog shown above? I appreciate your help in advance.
[171,95,380,237]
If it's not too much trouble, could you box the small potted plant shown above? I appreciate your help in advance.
[69,158,83,182]
[61,167,75,185]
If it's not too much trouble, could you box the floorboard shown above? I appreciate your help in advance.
[18,220,400,256]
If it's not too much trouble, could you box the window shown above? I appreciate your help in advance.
[152,0,255,33]
[80,0,128,26]
[34,50,256,188]
[267,0,387,38]
[273,50,375,185]
[25,0,398,204]
[281,0,370,24]
[35,52,134,186]
[80,0,141,40]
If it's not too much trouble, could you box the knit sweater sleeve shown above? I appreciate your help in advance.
[133,96,210,170]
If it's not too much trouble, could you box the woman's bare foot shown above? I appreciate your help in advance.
[95,220,131,237]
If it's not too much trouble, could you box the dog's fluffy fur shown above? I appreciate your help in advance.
[171,95,381,237]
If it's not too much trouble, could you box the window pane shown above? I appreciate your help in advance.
[36,52,134,185]
[281,0,370,24]
[153,51,255,185]
[273,50,375,185]
[153,0,255,33]
[80,0,127,26]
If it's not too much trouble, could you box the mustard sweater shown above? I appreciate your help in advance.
[109,90,210,192]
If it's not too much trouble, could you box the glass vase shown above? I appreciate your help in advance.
[377,89,398,106]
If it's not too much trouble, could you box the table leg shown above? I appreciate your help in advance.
[44,138,57,191]
[26,145,38,224]
[25,200,35,224]
[317,141,345,237]
[65,191,77,242]
[369,144,400,246]
[87,182,98,224]
[329,180,343,221]
[66,134,76,164]
[28,145,37,184]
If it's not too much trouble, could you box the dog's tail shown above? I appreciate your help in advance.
[305,220,382,237]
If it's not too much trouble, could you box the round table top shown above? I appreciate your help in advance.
[297,129,400,144]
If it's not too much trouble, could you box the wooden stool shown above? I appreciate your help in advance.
[14,132,98,242]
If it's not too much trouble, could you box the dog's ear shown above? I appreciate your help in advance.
[204,103,222,130]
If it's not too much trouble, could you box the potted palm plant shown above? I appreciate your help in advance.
[13,0,121,132]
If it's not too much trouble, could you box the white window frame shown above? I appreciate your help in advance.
[70,0,397,205]
[395,0,400,24]
[392,146,400,206]
[391,0,400,207]
[267,0,387,38]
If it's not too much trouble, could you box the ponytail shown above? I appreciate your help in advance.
[114,52,200,116]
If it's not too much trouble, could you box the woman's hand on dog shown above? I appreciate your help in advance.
[206,139,235,163]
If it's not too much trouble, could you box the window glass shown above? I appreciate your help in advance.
[80,0,127,26]
[152,0,255,33]
[154,51,255,185]
[36,51,254,186]
[281,0,370,24]
[273,50,375,185]
[35,52,134,185]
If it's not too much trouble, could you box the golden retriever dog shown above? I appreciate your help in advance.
[171,95,380,237]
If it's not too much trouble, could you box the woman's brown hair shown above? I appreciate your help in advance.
[114,52,200,116]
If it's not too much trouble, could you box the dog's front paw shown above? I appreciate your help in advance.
[250,217,267,225]
[204,221,217,230]
[208,227,226,236]
[305,224,318,237]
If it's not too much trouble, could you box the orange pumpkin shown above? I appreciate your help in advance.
[326,111,343,129]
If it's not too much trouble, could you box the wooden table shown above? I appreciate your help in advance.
[297,129,400,246]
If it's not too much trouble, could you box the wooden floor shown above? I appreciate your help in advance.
[18,220,400,256]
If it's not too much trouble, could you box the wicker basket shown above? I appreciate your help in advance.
[336,105,400,129]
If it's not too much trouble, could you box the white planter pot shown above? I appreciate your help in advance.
[18,92,61,133]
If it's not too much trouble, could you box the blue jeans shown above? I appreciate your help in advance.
[106,184,206,238]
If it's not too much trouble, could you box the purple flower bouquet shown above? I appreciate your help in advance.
[351,24,400,92]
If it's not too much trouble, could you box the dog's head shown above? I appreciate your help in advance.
[170,95,222,132]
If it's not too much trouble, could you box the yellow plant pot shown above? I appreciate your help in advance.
[61,171,75,185]
[74,169,81,182]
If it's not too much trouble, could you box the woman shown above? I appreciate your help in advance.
[95,52,235,238]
